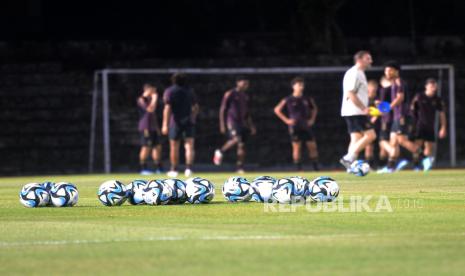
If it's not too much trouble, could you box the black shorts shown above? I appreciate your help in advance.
[391,117,409,135]
[168,123,195,140]
[415,126,435,142]
[140,130,160,147]
[344,115,373,134]
[227,125,250,143]
[379,122,391,141]
[289,127,315,142]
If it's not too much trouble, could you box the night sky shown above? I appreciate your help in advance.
[1,0,464,40]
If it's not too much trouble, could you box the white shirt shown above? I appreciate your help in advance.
[341,65,368,116]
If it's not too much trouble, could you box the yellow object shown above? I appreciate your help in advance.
[369,106,382,117]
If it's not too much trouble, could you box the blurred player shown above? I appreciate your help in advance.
[213,77,256,173]
[162,73,199,177]
[137,83,163,175]
[410,78,447,171]
[364,79,379,168]
[274,77,319,171]
[339,50,376,171]
[377,62,420,173]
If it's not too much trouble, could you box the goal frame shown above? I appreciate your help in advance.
[89,64,456,173]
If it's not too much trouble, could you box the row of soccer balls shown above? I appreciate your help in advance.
[18,176,341,208]
[19,182,78,208]
[98,176,340,206]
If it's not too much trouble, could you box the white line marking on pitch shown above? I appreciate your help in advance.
[1,233,464,248]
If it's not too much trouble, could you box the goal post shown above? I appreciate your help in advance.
[89,64,456,173]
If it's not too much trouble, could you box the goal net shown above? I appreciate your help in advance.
[89,65,456,173]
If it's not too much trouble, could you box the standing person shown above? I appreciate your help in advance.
[137,84,163,175]
[339,50,377,171]
[161,73,199,177]
[377,61,421,173]
[274,77,320,171]
[410,78,447,171]
[213,77,256,173]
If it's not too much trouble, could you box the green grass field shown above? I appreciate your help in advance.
[1,170,465,275]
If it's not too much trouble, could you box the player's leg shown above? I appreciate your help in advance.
[305,140,319,171]
[292,141,303,171]
[139,146,152,174]
[348,129,376,160]
[236,141,246,174]
[183,124,196,176]
[341,116,376,170]
[213,126,239,166]
[184,138,195,176]
[168,139,180,177]
[413,139,424,170]
[151,144,163,173]
[304,128,319,171]
[422,141,435,171]
[167,125,181,177]
[378,143,388,168]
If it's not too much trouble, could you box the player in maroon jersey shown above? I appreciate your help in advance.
[213,77,256,173]
[274,77,319,171]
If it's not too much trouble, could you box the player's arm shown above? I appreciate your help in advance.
[274,99,294,126]
[219,91,231,134]
[439,111,447,139]
[308,97,318,126]
[192,103,200,120]
[390,78,405,109]
[147,93,157,113]
[162,104,171,135]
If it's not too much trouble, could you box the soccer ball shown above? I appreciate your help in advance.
[185,177,215,204]
[41,181,55,206]
[163,179,187,204]
[143,180,174,205]
[250,176,275,203]
[308,176,339,202]
[51,182,79,207]
[19,183,50,208]
[41,181,55,192]
[271,178,298,204]
[289,176,309,201]
[351,160,370,176]
[97,180,127,206]
[222,177,252,202]
[126,180,147,205]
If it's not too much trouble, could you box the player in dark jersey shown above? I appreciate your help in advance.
[410,78,447,171]
[161,73,199,177]
[274,77,319,171]
[213,77,256,173]
[364,79,380,168]
[137,83,163,175]
[377,62,421,173]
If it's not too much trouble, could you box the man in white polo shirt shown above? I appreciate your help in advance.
[339,50,377,170]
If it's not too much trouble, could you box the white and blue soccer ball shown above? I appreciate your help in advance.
[126,180,147,205]
[222,177,252,202]
[308,176,339,202]
[143,180,174,205]
[163,179,187,204]
[185,177,215,204]
[41,181,55,206]
[289,176,309,201]
[19,183,50,208]
[98,180,127,206]
[51,182,79,207]
[351,160,370,176]
[271,178,298,204]
[250,176,275,203]
[41,181,55,192]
